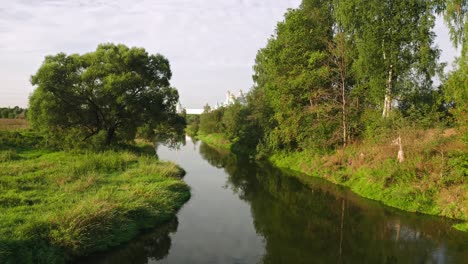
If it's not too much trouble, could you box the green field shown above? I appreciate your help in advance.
[0,130,190,263]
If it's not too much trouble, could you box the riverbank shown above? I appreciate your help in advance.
[198,129,467,231]
[196,133,232,150]
[0,131,190,263]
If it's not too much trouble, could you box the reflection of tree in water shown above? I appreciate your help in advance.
[188,135,200,150]
[199,143,468,264]
[75,218,178,264]
[154,134,188,159]
[199,142,236,169]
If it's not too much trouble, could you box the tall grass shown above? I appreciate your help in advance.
[197,133,232,150]
[0,146,190,263]
[270,127,467,231]
[0,119,29,131]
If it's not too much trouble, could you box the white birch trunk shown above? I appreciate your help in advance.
[382,65,393,118]
[342,84,347,147]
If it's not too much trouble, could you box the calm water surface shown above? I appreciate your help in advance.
[83,138,467,264]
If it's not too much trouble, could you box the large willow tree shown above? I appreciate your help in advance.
[29,43,184,147]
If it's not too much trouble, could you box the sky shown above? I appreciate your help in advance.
[0,0,459,108]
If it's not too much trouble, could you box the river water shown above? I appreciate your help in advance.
[84,138,467,263]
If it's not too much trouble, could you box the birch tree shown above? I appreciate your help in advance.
[443,0,467,124]
[335,0,441,118]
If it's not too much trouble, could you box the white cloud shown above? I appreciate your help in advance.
[0,0,458,108]
[0,0,302,107]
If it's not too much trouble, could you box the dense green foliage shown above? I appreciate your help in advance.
[29,43,185,149]
[1,43,191,262]
[196,0,467,225]
[185,114,200,137]
[196,101,260,155]
[0,107,27,119]
[198,0,466,155]
[251,0,337,152]
[444,0,468,126]
[0,131,190,263]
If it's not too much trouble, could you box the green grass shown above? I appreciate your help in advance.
[197,133,232,150]
[0,132,190,263]
[453,222,468,232]
[269,129,467,231]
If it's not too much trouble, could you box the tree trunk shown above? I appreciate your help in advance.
[105,127,115,146]
[342,78,347,147]
[382,65,393,118]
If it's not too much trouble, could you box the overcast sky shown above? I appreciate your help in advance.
[0,0,458,108]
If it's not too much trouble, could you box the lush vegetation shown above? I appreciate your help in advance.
[0,131,190,263]
[0,119,29,131]
[270,128,467,230]
[0,107,27,119]
[29,43,185,149]
[0,43,191,262]
[197,133,232,150]
[185,114,200,138]
[195,0,467,229]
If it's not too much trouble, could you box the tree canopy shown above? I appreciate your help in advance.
[197,0,463,156]
[443,0,468,125]
[29,43,184,148]
[0,107,27,119]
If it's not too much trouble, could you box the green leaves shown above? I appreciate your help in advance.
[444,0,467,52]
[336,0,441,112]
[29,43,183,148]
[251,0,339,151]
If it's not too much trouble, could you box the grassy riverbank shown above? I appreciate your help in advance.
[0,131,190,263]
[198,129,467,231]
[270,128,467,231]
[196,133,232,150]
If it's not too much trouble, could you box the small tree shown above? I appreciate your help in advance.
[29,43,184,148]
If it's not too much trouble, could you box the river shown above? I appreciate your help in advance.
[82,138,467,263]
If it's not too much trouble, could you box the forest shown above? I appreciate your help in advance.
[190,0,467,230]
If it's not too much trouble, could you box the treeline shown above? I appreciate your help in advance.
[0,107,27,119]
[189,102,259,153]
[195,0,467,157]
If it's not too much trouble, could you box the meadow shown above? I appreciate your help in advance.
[0,118,29,130]
[0,128,190,263]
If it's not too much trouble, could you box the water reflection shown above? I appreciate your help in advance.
[199,142,468,264]
[86,140,467,263]
[75,218,179,264]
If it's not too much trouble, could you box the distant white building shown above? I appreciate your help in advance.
[186,108,204,115]
[176,102,204,115]
[215,90,246,109]
[176,89,247,115]
[225,90,236,105]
